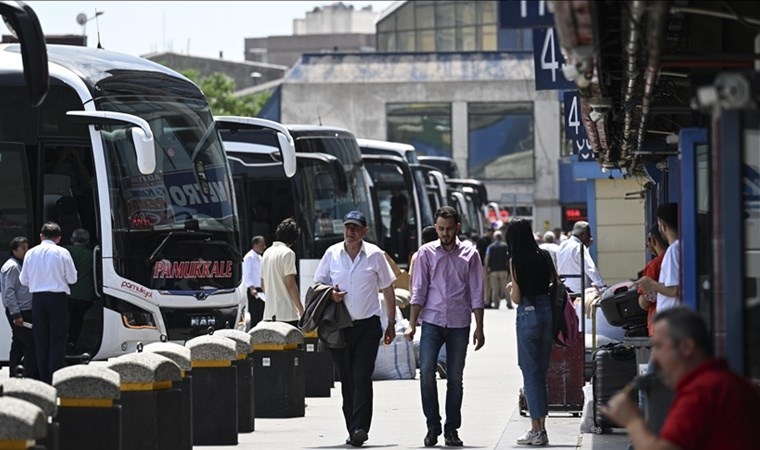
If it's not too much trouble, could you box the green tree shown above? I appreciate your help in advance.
[180,69,270,117]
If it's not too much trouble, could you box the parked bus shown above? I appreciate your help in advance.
[218,119,376,293]
[447,178,488,234]
[0,44,254,362]
[357,138,434,266]
[418,155,462,179]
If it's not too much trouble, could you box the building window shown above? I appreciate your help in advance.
[468,102,534,179]
[387,103,452,157]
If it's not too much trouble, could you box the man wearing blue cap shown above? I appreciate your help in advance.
[314,210,397,447]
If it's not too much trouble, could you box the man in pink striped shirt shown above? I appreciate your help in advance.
[405,206,485,448]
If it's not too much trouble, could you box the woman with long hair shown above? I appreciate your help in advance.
[506,218,554,446]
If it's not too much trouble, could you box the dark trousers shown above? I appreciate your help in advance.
[4,308,38,379]
[247,289,265,328]
[32,292,69,384]
[68,298,92,349]
[330,316,382,436]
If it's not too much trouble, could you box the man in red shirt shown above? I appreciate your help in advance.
[602,307,760,450]
[637,224,668,335]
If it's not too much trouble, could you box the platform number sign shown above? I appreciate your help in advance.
[500,0,555,28]
[563,91,587,141]
[575,138,595,161]
[533,27,575,91]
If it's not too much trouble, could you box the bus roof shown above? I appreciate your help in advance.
[286,124,354,138]
[357,138,415,154]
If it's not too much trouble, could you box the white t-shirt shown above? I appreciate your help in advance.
[261,242,299,322]
[656,239,680,311]
[314,241,395,320]
[242,249,262,289]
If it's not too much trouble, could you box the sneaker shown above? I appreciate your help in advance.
[516,430,548,445]
[444,430,463,447]
[424,429,440,447]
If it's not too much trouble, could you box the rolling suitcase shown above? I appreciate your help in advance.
[518,338,585,416]
[591,342,636,433]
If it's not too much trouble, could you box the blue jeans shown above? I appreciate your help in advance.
[419,322,469,434]
[516,294,553,420]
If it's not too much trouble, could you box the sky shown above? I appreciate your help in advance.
[19,1,395,61]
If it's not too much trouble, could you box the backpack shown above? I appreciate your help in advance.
[546,252,580,347]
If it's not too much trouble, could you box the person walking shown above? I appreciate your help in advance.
[64,229,96,352]
[243,235,266,328]
[557,221,606,293]
[539,231,560,269]
[484,230,512,309]
[1,236,38,379]
[405,206,485,448]
[19,222,77,384]
[313,210,397,447]
[505,218,554,446]
[261,218,303,326]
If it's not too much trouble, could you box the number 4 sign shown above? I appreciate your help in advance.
[563,91,587,141]
[533,27,575,91]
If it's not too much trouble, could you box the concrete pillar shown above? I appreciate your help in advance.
[451,101,468,177]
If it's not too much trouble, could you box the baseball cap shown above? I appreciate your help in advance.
[343,210,367,227]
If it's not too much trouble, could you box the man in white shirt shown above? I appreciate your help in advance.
[314,210,397,447]
[638,203,680,311]
[19,222,77,384]
[261,219,303,325]
[243,235,266,328]
[557,221,606,293]
[539,231,560,269]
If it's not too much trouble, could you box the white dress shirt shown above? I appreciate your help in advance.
[539,242,560,269]
[556,235,605,293]
[242,249,262,289]
[19,240,77,294]
[314,240,395,321]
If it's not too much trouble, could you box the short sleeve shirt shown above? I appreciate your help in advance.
[313,241,396,320]
[659,359,760,450]
[656,240,680,311]
[261,242,299,322]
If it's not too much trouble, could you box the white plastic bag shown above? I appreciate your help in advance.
[579,383,594,433]
[372,336,416,380]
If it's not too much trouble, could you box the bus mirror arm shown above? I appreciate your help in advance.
[66,110,156,175]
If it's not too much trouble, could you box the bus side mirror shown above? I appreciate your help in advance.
[67,110,156,174]
[276,131,296,178]
[0,1,50,106]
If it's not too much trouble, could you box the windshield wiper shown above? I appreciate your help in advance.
[148,230,213,264]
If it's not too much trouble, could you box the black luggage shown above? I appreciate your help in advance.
[591,342,637,434]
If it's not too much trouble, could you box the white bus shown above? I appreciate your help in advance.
[0,44,268,362]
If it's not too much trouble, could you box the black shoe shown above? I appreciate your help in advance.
[424,429,440,447]
[348,429,368,447]
[444,430,463,447]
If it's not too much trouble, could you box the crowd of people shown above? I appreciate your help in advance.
[4,204,758,449]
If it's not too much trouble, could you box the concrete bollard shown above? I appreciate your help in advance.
[106,352,182,450]
[249,322,305,418]
[185,334,238,445]
[52,365,121,450]
[302,330,334,397]
[0,378,58,450]
[215,329,256,433]
[0,396,47,450]
[143,342,193,450]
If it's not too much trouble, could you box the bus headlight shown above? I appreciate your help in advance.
[106,295,158,330]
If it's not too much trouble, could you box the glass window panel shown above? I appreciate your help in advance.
[435,2,456,28]
[377,31,396,52]
[483,25,498,51]
[468,103,534,179]
[479,1,497,24]
[398,31,415,52]
[456,2,477,27]
[396,2,415,31]
[417,29,435,52]
[386,103,452,157]
[416,5,434,29]
[436,27,456,52]
[377,16,395,33]
[459,26,477,51]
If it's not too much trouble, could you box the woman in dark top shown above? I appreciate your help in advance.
[506,218,553,446]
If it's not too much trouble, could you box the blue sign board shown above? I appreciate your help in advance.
[499,0,555,28]
[574,138,596,162]
[533,27,575,91]
[563,91,587,141]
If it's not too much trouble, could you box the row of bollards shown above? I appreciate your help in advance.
[0,321,334,450]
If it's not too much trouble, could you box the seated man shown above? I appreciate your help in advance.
[602,307,760,450]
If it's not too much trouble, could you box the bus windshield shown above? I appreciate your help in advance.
[98,96,241,291]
